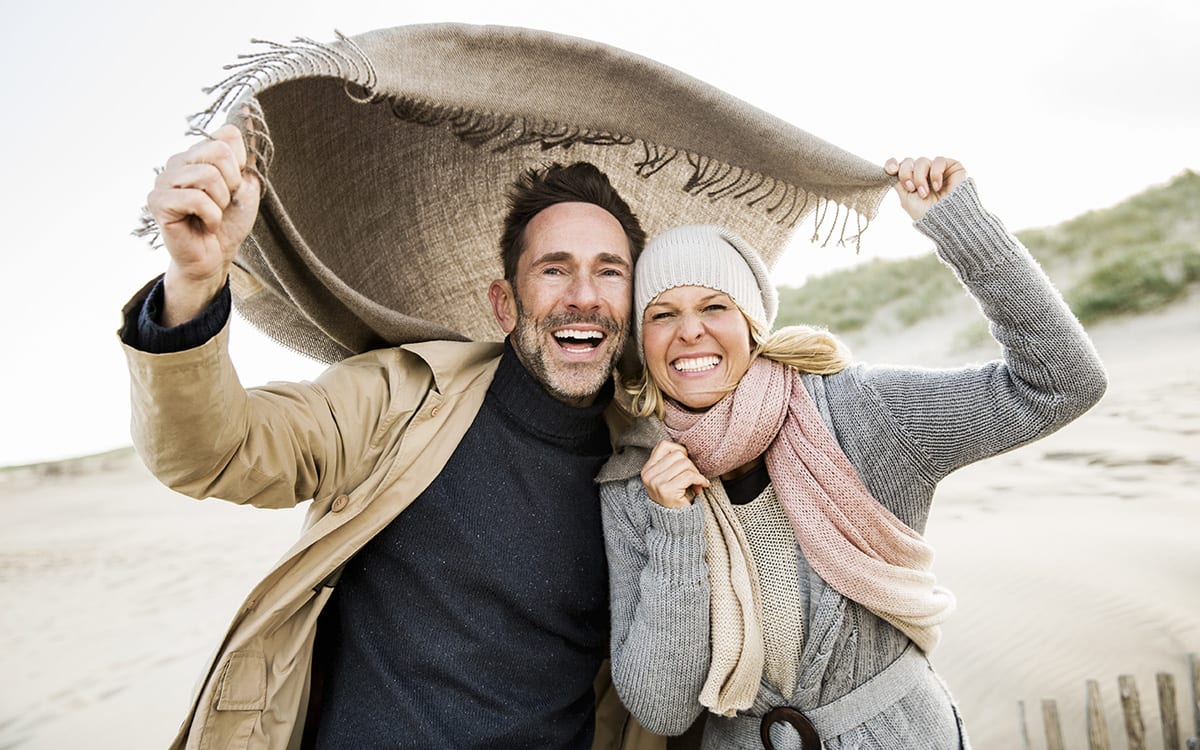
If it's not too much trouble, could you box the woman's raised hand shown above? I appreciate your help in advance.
[885,156,968,221]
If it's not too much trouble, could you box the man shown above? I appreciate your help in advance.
[122,124,652,749]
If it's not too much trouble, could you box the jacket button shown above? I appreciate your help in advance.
[331,495,350,513]
[430,406,440,417]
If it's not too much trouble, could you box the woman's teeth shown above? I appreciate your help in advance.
[673,356,719,372]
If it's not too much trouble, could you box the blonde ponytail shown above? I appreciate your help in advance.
[755,324,851,375]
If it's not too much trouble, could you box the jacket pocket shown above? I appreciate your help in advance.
[198,651,266,750]
[216,651,267,711]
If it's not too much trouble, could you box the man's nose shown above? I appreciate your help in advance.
[566,274,602,309]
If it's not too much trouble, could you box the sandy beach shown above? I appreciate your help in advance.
[2,296,1197,749]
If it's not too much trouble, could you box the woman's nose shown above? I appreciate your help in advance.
[678,312,704,341]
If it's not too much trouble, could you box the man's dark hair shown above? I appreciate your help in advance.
[500,162,646,281]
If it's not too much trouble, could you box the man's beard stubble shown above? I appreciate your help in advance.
[510,293,628,405]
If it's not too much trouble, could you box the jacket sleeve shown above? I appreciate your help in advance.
[857,178,1108,481]
[600,475,711,735]
[121,309,402,509]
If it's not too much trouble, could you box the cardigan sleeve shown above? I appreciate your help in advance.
[856,178,1108,482]
[600,474,712,735]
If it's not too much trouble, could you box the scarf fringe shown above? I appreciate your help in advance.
[134,33,875,252]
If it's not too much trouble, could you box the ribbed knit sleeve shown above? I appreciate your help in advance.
[119,275,231,353]
[856,178,1108,484]
[600,476,711,735]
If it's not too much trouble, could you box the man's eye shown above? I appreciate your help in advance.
[542,267,565,276]
[600,268,626,278]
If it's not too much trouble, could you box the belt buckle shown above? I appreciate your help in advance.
[760,706,821,750]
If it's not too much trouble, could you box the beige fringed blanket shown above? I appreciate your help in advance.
[137,23,891,363]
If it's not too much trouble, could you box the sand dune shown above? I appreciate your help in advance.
[1,298,1197,749]
[901,298,1200,748]
[0,461,304,748]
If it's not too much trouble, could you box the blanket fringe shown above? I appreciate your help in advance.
[191,32,376,134]
[389,98,636,153]
[635,142,678,177]
[137,33,875,252]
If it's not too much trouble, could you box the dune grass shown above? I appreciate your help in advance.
[777,170,1200,331]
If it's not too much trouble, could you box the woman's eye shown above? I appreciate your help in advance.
[649,311,674,321]
[704,304,728,312]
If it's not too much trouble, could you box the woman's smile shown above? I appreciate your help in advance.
[642,286,753,410]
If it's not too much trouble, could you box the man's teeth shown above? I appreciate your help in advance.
[556,329,602,340]
[554,329,603,348]
[673,356,720,372]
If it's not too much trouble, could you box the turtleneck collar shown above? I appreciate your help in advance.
[486,338,614,450]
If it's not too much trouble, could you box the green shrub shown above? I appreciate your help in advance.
[1068,242,1200,323]
[951,320,994,354]
[778,170,1199,334]
[777,253,956,332]
[1018,170,1200,268]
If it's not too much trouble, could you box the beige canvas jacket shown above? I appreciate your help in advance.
[122,321,661,750]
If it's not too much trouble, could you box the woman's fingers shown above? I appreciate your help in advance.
[642,440,709,509]
[884,155,969,221]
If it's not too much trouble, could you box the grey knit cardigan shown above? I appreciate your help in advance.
[596,179,1108,749]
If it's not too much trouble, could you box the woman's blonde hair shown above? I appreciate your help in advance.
[622,311,852,419]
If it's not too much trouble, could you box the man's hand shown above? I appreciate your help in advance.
[885,156,968,222]
[641,440,710,510]
[146,124,260,326]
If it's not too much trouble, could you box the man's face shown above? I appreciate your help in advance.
[488,202,633,407]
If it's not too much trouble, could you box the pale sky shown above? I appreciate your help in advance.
[1,0,1197,466]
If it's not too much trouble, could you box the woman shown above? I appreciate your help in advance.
[597,157,1108,749]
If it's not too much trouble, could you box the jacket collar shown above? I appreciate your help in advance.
[400,339,505,396]
[400,337,633,450]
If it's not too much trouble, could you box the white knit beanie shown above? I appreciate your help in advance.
[634,225,778,355]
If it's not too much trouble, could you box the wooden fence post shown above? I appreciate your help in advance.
[1019,700,1034,750]
[1016,656,1200,749]
[1043,699,1065,750]
[1188,654,1200,750]
[1160,673,1183,750]
[1120,674,1148,750]
[1087,679,1112,750]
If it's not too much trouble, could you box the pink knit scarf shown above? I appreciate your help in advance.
[662,357,955,654]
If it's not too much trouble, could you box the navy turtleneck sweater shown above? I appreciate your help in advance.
[314,339,614,749]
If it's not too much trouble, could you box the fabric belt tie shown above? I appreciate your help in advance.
[729,644,927,748]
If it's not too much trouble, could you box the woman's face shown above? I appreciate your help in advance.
[642,285,754,410]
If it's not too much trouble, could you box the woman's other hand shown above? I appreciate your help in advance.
[641,440,710,509]
[885,156,968,221]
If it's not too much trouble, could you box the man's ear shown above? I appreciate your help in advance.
[488,279,518,334]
